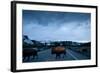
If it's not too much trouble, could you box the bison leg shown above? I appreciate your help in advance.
[56,54,61,59]
[31,54,38,60]
[35,54,38,59]
[35,53,38,59]
[23,57,26,62]
[62,51,66,58]
[23,56,29,62]
[31,55,35,60]
[27,56,30,61]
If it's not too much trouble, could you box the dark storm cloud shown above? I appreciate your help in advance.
[23,10,90,26]
[22,10,91,42]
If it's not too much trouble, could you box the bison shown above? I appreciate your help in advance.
[23,48,38,61]
[51,46,66,59]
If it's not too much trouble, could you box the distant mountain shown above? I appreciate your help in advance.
[23,35,90,48]
[31,40,44,47]
[79,42,91,47]
[23,35,33,45]
[23,35,44,48]
[23,35,34,48]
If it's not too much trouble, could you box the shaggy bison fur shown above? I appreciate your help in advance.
[51,46,66,59]
[23,48,38,61]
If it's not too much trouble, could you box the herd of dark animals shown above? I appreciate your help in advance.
[23,46,67,61]
[23,48,38,61]
[23,46,90,62]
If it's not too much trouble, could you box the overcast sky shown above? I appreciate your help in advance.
[22,10,91,42]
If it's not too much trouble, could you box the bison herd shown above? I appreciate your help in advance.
[23,46,67,62]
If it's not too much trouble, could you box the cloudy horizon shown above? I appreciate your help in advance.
[22,10,91,43]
